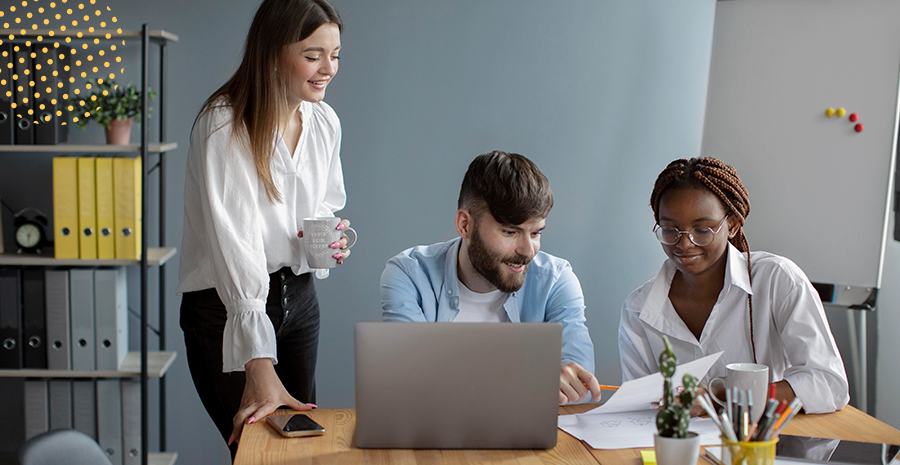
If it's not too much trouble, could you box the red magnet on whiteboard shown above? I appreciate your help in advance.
[849,113,859,122]
[855,123,864,132]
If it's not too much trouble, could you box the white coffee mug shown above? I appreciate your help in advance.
[709,363,769,423]
[302,217,357,269]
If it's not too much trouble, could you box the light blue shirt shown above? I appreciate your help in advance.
[380,237,595,372]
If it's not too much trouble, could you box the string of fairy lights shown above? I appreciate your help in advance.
[1,0,126,127]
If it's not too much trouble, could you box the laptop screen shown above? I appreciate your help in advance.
[354,322,562,449]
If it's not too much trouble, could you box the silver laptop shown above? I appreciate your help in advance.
[354,322,562,449]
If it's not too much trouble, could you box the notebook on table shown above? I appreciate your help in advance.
[354,321,562,449]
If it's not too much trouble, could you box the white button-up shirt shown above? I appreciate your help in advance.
[618,243,849,413]
[177,100,345,372]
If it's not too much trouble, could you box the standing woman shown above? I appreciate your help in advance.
[618,157,849,414]
[177,0,350,456]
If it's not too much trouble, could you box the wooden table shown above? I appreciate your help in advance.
[234,404,900,465]
[571,405,900,465]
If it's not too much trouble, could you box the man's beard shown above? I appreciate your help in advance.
[467,224,531,293]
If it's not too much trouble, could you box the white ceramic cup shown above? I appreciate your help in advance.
[709,363,769,424]
[302,217,357,269]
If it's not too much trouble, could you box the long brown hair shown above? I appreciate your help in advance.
[650,157,757,362]
[198,0,342,203]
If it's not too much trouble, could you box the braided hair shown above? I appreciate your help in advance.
[649,157,757,363]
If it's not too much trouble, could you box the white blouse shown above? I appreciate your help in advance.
[177,99,345,372]
[618,244,849,413]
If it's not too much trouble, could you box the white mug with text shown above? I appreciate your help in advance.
[302,217,357,269]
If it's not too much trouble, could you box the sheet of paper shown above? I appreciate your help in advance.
[559,412,722,449]
[586,351,722,415]
[558,352,724,449]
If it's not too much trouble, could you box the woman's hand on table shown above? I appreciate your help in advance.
[230,358,314,445]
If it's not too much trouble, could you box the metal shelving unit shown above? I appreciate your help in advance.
[0,351,177,378]
[0,142,178,153]
[0,247,176,266]
[0,24,178,465]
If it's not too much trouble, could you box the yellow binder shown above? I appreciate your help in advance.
[113,157,141,260]
[77,157,97,259]
[52,157,79,258]
[95,157,115,259]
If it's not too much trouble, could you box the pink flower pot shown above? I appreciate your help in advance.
[105,118,133,145]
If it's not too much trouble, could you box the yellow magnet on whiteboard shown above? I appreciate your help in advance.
[836,107,846,117]
[825,108,835,117]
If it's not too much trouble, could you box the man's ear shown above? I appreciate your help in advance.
[456,209,473,239]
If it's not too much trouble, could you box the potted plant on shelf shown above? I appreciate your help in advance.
[654,336,702,465]
[67,79,156,145]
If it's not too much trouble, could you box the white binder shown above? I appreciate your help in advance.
[72,379,96,440]
[24,379,48,440]
[96,379,123,465]
[48,379,72,430]
[44,269,71,370]
[69,269,96,370]
[121,379,141,465]
[94,267,127,370]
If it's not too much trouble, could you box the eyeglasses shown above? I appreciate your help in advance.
[653,215,729,247]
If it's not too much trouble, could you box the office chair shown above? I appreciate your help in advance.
[18,429,113,465]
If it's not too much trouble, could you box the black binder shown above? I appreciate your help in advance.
[34,45,71,144]
[13,43,33,145]
[0,43,13,145]
[21,268,46,369]
[0,268,23,369]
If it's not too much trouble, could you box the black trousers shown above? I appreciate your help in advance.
[180,268,319,459]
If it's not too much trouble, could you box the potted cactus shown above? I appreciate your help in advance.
[653,336,702,465]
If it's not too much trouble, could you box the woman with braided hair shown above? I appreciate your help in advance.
[618,157,849,413]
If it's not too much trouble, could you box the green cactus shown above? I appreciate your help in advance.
[656,335,698,438]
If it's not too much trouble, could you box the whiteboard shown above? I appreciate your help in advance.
[701,0,900,290]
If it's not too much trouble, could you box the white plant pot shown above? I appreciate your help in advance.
[654,432,702,465]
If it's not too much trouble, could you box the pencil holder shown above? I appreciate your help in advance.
[721,437,778,465]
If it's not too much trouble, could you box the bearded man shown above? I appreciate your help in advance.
[380,151,600,404]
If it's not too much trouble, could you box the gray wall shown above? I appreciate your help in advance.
[6,1,894,464]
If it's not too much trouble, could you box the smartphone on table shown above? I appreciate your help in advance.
[266,414,326,438]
